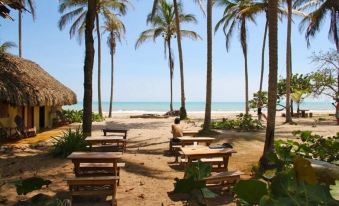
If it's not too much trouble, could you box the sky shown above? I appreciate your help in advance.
[0,0,335,103]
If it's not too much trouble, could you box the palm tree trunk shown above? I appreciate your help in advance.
[285,0,293,123]
[333,10,339,125]
[203,0,213,131]
[168,39,174,112]
[109,36,115,118]
[260,0,278,170]
[83,0,97,137]
[18,11,22,57]
[173,0,187,119]
[241,19,249,114]
[259,17,268,92]
[95,13,103,117]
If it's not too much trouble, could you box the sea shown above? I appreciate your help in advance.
[63,101,335,113]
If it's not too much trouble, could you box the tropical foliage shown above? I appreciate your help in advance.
[211,113,264,131]
[0,41,17,53]
[295,0,339,51]
[275,131,339,165]
[62,109,104,122]
[136,0,200,112]
[173,161,217,204]
[50,128,89,157]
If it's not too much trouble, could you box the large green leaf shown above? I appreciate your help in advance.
[185,161,212,181]
[14,177,51,195]
[233,179,268,204]
[330,181,339,201]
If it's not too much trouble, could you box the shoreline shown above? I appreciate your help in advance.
[96,109,335,117]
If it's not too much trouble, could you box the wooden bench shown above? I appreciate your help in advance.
[66,176,119,206]
[103,128,128,139]
[78,162,125,185]
[204,171,243,190]
[183,130,199,137]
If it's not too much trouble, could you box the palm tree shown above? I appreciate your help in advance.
[295,0,339,52]
[0,41,17,53]
[83,0,97,137]
[285,0,294,123]
[59,0,128,117]
[151,0,204,120]
[215,0,256,115]
[136,0,200,112]
[260,0,279,170]
[203,0,213,132]
[103,17,125,118]
[18,0,35,57]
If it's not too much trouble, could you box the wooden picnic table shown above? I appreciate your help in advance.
[103,128,128,139]
[180,146,236,173]
[177,136,215,147]
[85,136,127,152]
[67,152,123,176]
[299,109,309,118]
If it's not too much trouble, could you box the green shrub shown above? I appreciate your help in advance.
[50,128,89,158]
[210,113,263,131]
[275,131,339,165]
[62,109,105,123]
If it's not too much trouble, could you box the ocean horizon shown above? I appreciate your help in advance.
[63,101,335,113]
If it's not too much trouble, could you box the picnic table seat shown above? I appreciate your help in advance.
[78,162,125,185]
[204,171,243,190]
[66,176,119,206]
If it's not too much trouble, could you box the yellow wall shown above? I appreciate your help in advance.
[0,104,59,134]
[0,105,20,128]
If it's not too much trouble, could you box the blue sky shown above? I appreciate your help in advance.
[1,0,334,102]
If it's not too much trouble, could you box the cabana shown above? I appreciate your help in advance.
[0,53,76,136]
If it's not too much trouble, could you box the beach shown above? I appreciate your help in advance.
[0,111,337,206]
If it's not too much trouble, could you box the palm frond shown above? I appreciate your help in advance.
[0,41,17,53]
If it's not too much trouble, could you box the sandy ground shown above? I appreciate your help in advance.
[0,111,338,206]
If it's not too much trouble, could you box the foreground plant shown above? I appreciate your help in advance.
[50,128,88,158]
[234,156,339,205]
[275,131,339,165]
[173,161,217,204]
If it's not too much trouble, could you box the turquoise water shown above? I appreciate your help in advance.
[63,101,335,112]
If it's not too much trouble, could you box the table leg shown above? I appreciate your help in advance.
[73,161,80,176]
[223,155,229,172]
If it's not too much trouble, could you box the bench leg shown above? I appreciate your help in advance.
[112,181,117,206]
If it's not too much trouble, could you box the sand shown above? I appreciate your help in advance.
[0,111,338,206]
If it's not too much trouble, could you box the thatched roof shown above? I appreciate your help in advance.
[0,53,77,106]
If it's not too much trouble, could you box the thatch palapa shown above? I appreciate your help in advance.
[0,53,77,106]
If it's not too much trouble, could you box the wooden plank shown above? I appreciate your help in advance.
[86,136,125,141]
[67,152,122,160]
[180,146,236,156]
[71,190,113,196]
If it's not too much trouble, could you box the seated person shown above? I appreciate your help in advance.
[171,117,183,142]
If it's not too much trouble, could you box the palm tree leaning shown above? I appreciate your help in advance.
[103,17,125,118]
[83,0,97,137]
[260,0,279,170]
[136,0,200,112]
[203,0,213,132]
[18,0,35,57]
[215,0,256,115]
[58,0,128,117]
